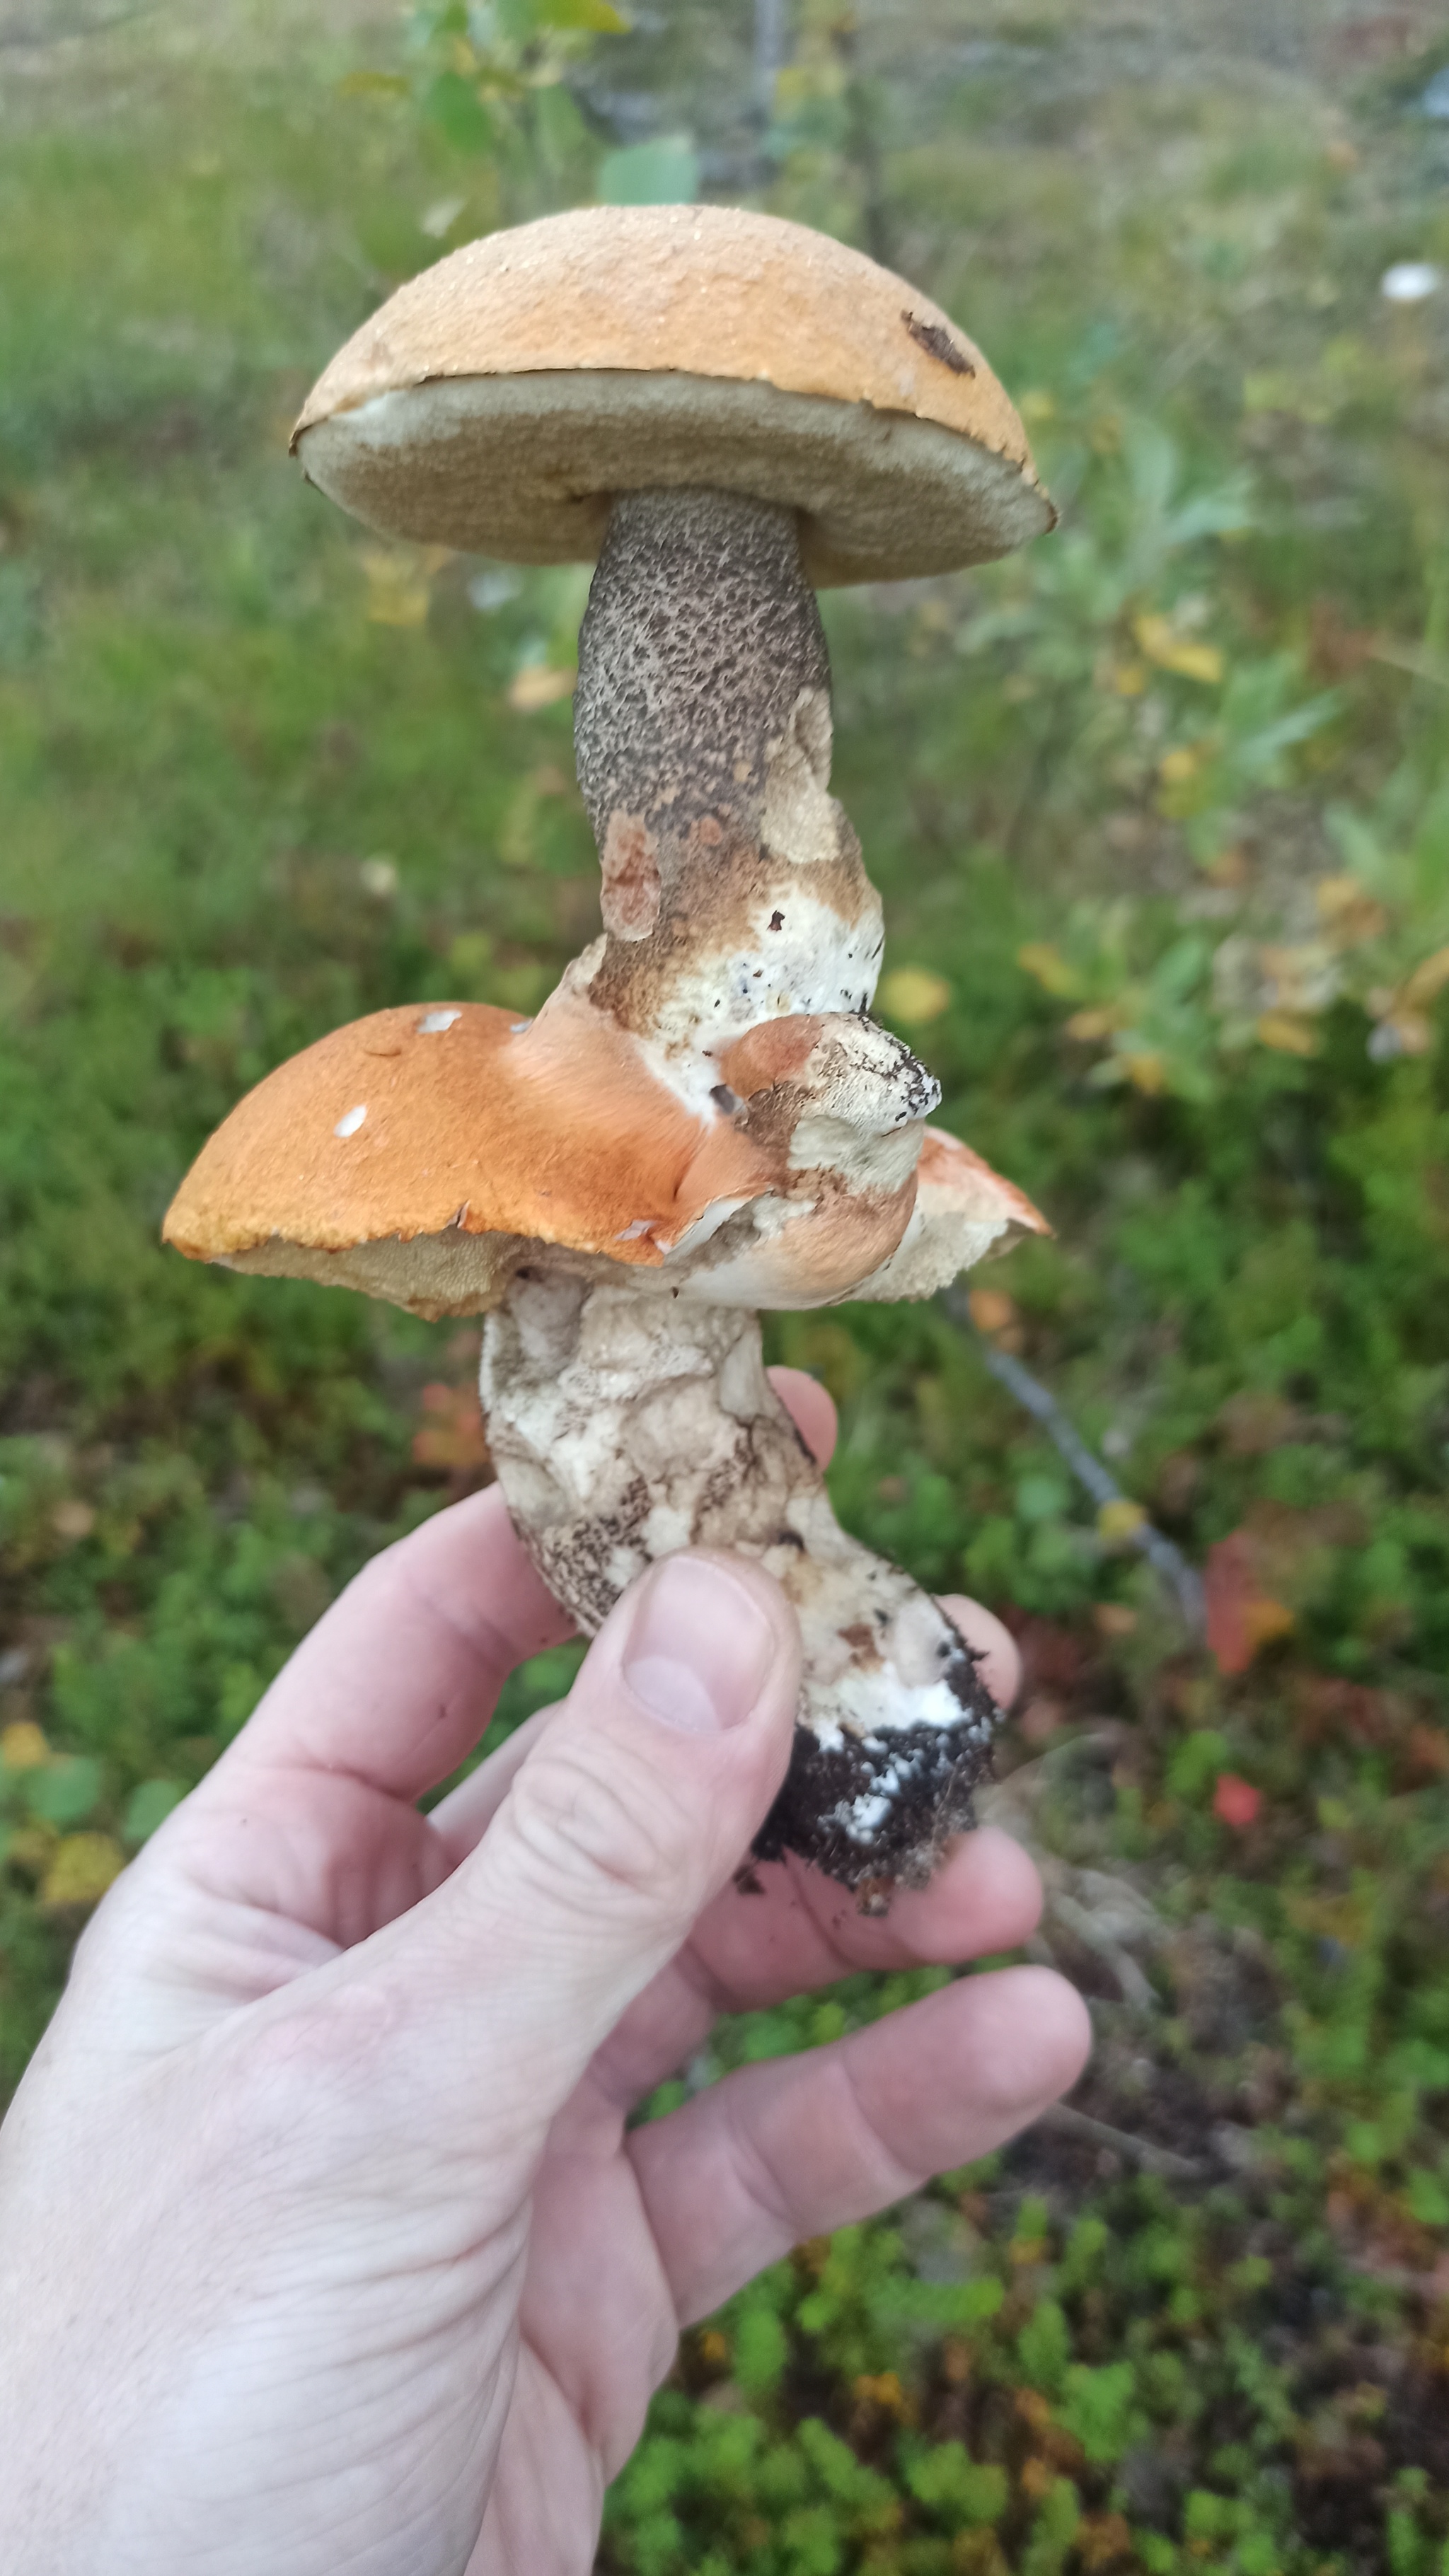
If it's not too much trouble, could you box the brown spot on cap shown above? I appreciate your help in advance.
[289,206,1052,586]
[902,312,976,376]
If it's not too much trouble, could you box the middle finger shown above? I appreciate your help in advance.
[584,1821,1043,2114]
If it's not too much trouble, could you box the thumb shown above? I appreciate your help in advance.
[371,1553,801,2145]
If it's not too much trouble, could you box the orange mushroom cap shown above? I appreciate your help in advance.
[163,993,1045,1321]
[289,205,1053,587]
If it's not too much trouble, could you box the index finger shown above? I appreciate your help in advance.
[221,1485,571,1803]
[213,1364,836,1810]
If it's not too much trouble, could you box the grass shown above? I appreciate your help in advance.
[3,4,1449,2569]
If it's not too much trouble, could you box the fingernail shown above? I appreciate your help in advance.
[623,1557,775,1734]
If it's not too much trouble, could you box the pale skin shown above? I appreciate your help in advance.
[0,1371,1091,2576]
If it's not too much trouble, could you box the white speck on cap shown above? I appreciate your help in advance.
[416,1009,460,1034]
[1380,261,1442,304]
[509,1019,533,1033]
[334,1104,367,1139]
[615,1217,653,1242]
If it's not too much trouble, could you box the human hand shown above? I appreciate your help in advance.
[0,1371,1090,2576]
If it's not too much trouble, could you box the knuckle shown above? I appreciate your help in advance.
[228,1983,405,2152]
[502,1731,705,1927]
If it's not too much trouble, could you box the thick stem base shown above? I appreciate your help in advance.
[481,1267,998,1898]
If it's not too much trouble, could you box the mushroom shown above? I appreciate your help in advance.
[164,206,1054,1904]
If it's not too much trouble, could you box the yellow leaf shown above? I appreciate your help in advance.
[1133,614,1179,661]
[853,2369,911,2419]
[1256,1011,1319,1056]
[507,664,577,712]
[1133,615,1223,683]
[1017,943,1080,999]
[1315,874,1387,945]
[1259,939,1338,1014]
[1204,844,1248,886]
[1242,1597,1295,1651]
[1285,1888,1370,1946]
[1400,945,1449,1010]
[40,1833,125,1911]
[0,1720,50,1771]
[1374,1011,1434,1058]
[1097,1499,1146,1543]
[337,69,410,98]
[878,965,952,1026]
[1018,389,1056,425]
[1095,1602,1139,1637]
[1109,660,1148,696]
[6,1823,57,1876]
[1158,743,1208,785]
[1169,641,1224,683]
[361,545,450,627]
[967,1288,1017,1335]
[1124,1051,1167,1093]
[1065,1006,1121,1041]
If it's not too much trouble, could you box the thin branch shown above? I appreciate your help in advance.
[1368,639,1449,691]
[940,1287,1206,1637]
[1039,2101,1206,2181]
[0,3,154,45]
[752,0,787,118]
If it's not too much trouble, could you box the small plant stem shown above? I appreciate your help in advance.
[941,1287,1206,1636]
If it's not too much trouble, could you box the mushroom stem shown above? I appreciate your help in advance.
[570,487,884,1061]
[481,1263,998,1896]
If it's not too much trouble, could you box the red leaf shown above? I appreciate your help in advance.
[412,1383,489,1473]
[1204,1530,1294,1675]
[1213,1773,1262,1828]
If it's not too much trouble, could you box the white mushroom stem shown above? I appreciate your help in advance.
[475,484,1005,1898]
[482,1265,998,1898]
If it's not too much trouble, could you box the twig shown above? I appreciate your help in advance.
[1368,639,1449,691]
[940,1288,1206,1636]
[1039,2101,1206,2181]
[752,0,787,117]
[0,3,154,45]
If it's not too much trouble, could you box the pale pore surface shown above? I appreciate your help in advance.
[297,373,1053,587]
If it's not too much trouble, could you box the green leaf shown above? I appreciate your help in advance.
[1018,2297,1071,2397]
[734,2304,787,2400]
[1167,1729,1232,1802]
[533,80,589,168]
[24,1755,104,1829]
[424,69,496,156]
[598,134,698,207]
[534,0,628,26]
[121,1778,186,1847]
[1060,2360,1138,2464]
[1017,1471,1071,1525]
[904,2440,1008,2532]
[1407,2169,1449,2227]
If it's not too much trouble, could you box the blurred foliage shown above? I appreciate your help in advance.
[4,1,1449,2570]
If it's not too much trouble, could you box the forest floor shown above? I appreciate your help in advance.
[2,4,1449,2570]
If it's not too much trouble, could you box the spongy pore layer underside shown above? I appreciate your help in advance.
[297,373,1054,585]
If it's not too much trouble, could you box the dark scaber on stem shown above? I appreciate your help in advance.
[570,487,882,1048]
